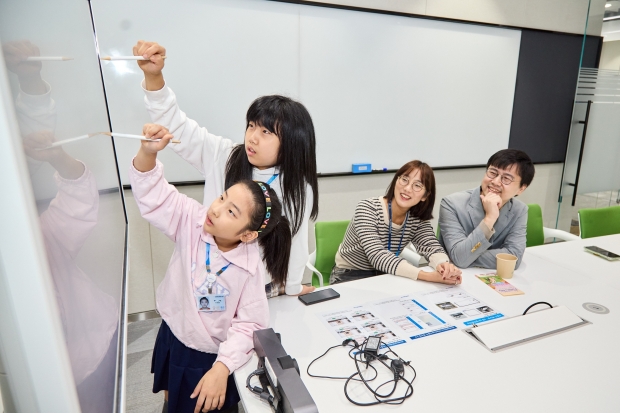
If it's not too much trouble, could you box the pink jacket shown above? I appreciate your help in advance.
[130,159,269,373]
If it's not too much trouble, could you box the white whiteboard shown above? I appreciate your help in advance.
[91,0,521,183]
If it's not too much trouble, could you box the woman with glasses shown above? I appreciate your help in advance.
[438,149,535,269]
[330,160,462,285]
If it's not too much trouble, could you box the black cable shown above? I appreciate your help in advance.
[245,369,275,406]
[523,301,553,315]
[307,337,416,406]
[344,343,415,405]
[306,341,377,381]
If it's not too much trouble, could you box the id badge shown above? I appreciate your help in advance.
[195,294,226,312]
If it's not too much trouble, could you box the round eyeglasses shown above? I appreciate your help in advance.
[397,176,425,192]
[485,168,519,186]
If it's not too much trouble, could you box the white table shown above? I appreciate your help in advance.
[235,239,620,412]
[527,234,620,290]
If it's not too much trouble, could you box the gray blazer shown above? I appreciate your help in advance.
[438,187,527,269]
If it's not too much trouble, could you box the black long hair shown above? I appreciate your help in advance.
[238,180,292,288]
[224,95,319,236]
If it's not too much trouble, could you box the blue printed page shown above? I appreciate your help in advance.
[317,286,503,345]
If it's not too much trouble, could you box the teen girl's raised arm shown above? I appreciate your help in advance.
[130,124,201,242]
[134,40,235,176]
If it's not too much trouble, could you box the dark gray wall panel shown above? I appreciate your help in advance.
[508,30,602,163]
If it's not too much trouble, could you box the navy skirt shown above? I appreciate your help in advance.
[151,321,240,413]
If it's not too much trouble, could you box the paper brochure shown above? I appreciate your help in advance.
[477,274,524,296]
[318,286,504,345]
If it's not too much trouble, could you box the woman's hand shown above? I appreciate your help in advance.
[436,262,462,281]
[133,40,166,90]
[418,270,462,285]
[191,361,229,413]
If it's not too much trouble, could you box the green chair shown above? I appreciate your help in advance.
[306,220,350,287]
[527,204,579,247]
[578,205,620,239]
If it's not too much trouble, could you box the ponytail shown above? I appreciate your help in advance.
[239,180,292,288]
[258,217,291,288]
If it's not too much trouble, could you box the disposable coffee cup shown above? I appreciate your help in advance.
[496,253,518,279]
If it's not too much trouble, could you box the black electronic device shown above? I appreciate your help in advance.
[298,288,340,305]
[249,328,318,413]
[364,336,381,357]
[584,246,620,261]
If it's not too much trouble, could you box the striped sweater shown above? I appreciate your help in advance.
[335,197,449,280]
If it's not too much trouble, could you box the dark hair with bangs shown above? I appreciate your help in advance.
[224,95,318,236]
[237,180,291,288]
[384,160,436,221]
[487,149,535,187]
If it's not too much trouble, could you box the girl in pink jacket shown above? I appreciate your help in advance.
[130,124,291,413]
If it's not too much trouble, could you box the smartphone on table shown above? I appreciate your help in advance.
[298,288,340,305]
[584,246,620,261]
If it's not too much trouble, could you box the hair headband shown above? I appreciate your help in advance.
[254,181,272,233]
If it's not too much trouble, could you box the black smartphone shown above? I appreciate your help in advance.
[298,288,340,305]
[584,246,620,261]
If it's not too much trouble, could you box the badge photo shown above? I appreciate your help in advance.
[196,294,226,312]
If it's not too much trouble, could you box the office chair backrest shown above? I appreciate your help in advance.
[314,220,350,286]
[578,205,620,239]
[526,204,545,247]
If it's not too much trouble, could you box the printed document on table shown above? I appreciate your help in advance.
[366,295,457,341]
[319,305,409,347]
[317,286,503,345]
[417,286,504,328]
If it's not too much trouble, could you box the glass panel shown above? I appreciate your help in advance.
[0,1,125,412]
[555,1,620,236]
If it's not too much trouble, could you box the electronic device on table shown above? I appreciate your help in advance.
[298,288,340,306]
[584,246,620,261]
[247,328,318,413]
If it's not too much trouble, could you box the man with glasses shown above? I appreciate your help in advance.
[438,149,535,269]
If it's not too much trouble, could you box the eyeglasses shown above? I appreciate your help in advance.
[397,176,425,192]
[485,168,519,186]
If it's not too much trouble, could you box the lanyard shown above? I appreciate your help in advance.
[266,173,278,185]
[205,243,231,275]
[194,243,231,294]
[388,200,408,257]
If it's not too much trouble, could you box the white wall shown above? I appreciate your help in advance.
[309,0,605,36]
[599,40,620,69]
[601,18,620,42]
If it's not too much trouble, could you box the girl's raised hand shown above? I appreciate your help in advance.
[133,40,166,76]
[191,361,229,413]
[140,123,173,154]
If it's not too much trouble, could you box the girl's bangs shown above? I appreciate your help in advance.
[247,102,281,136]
